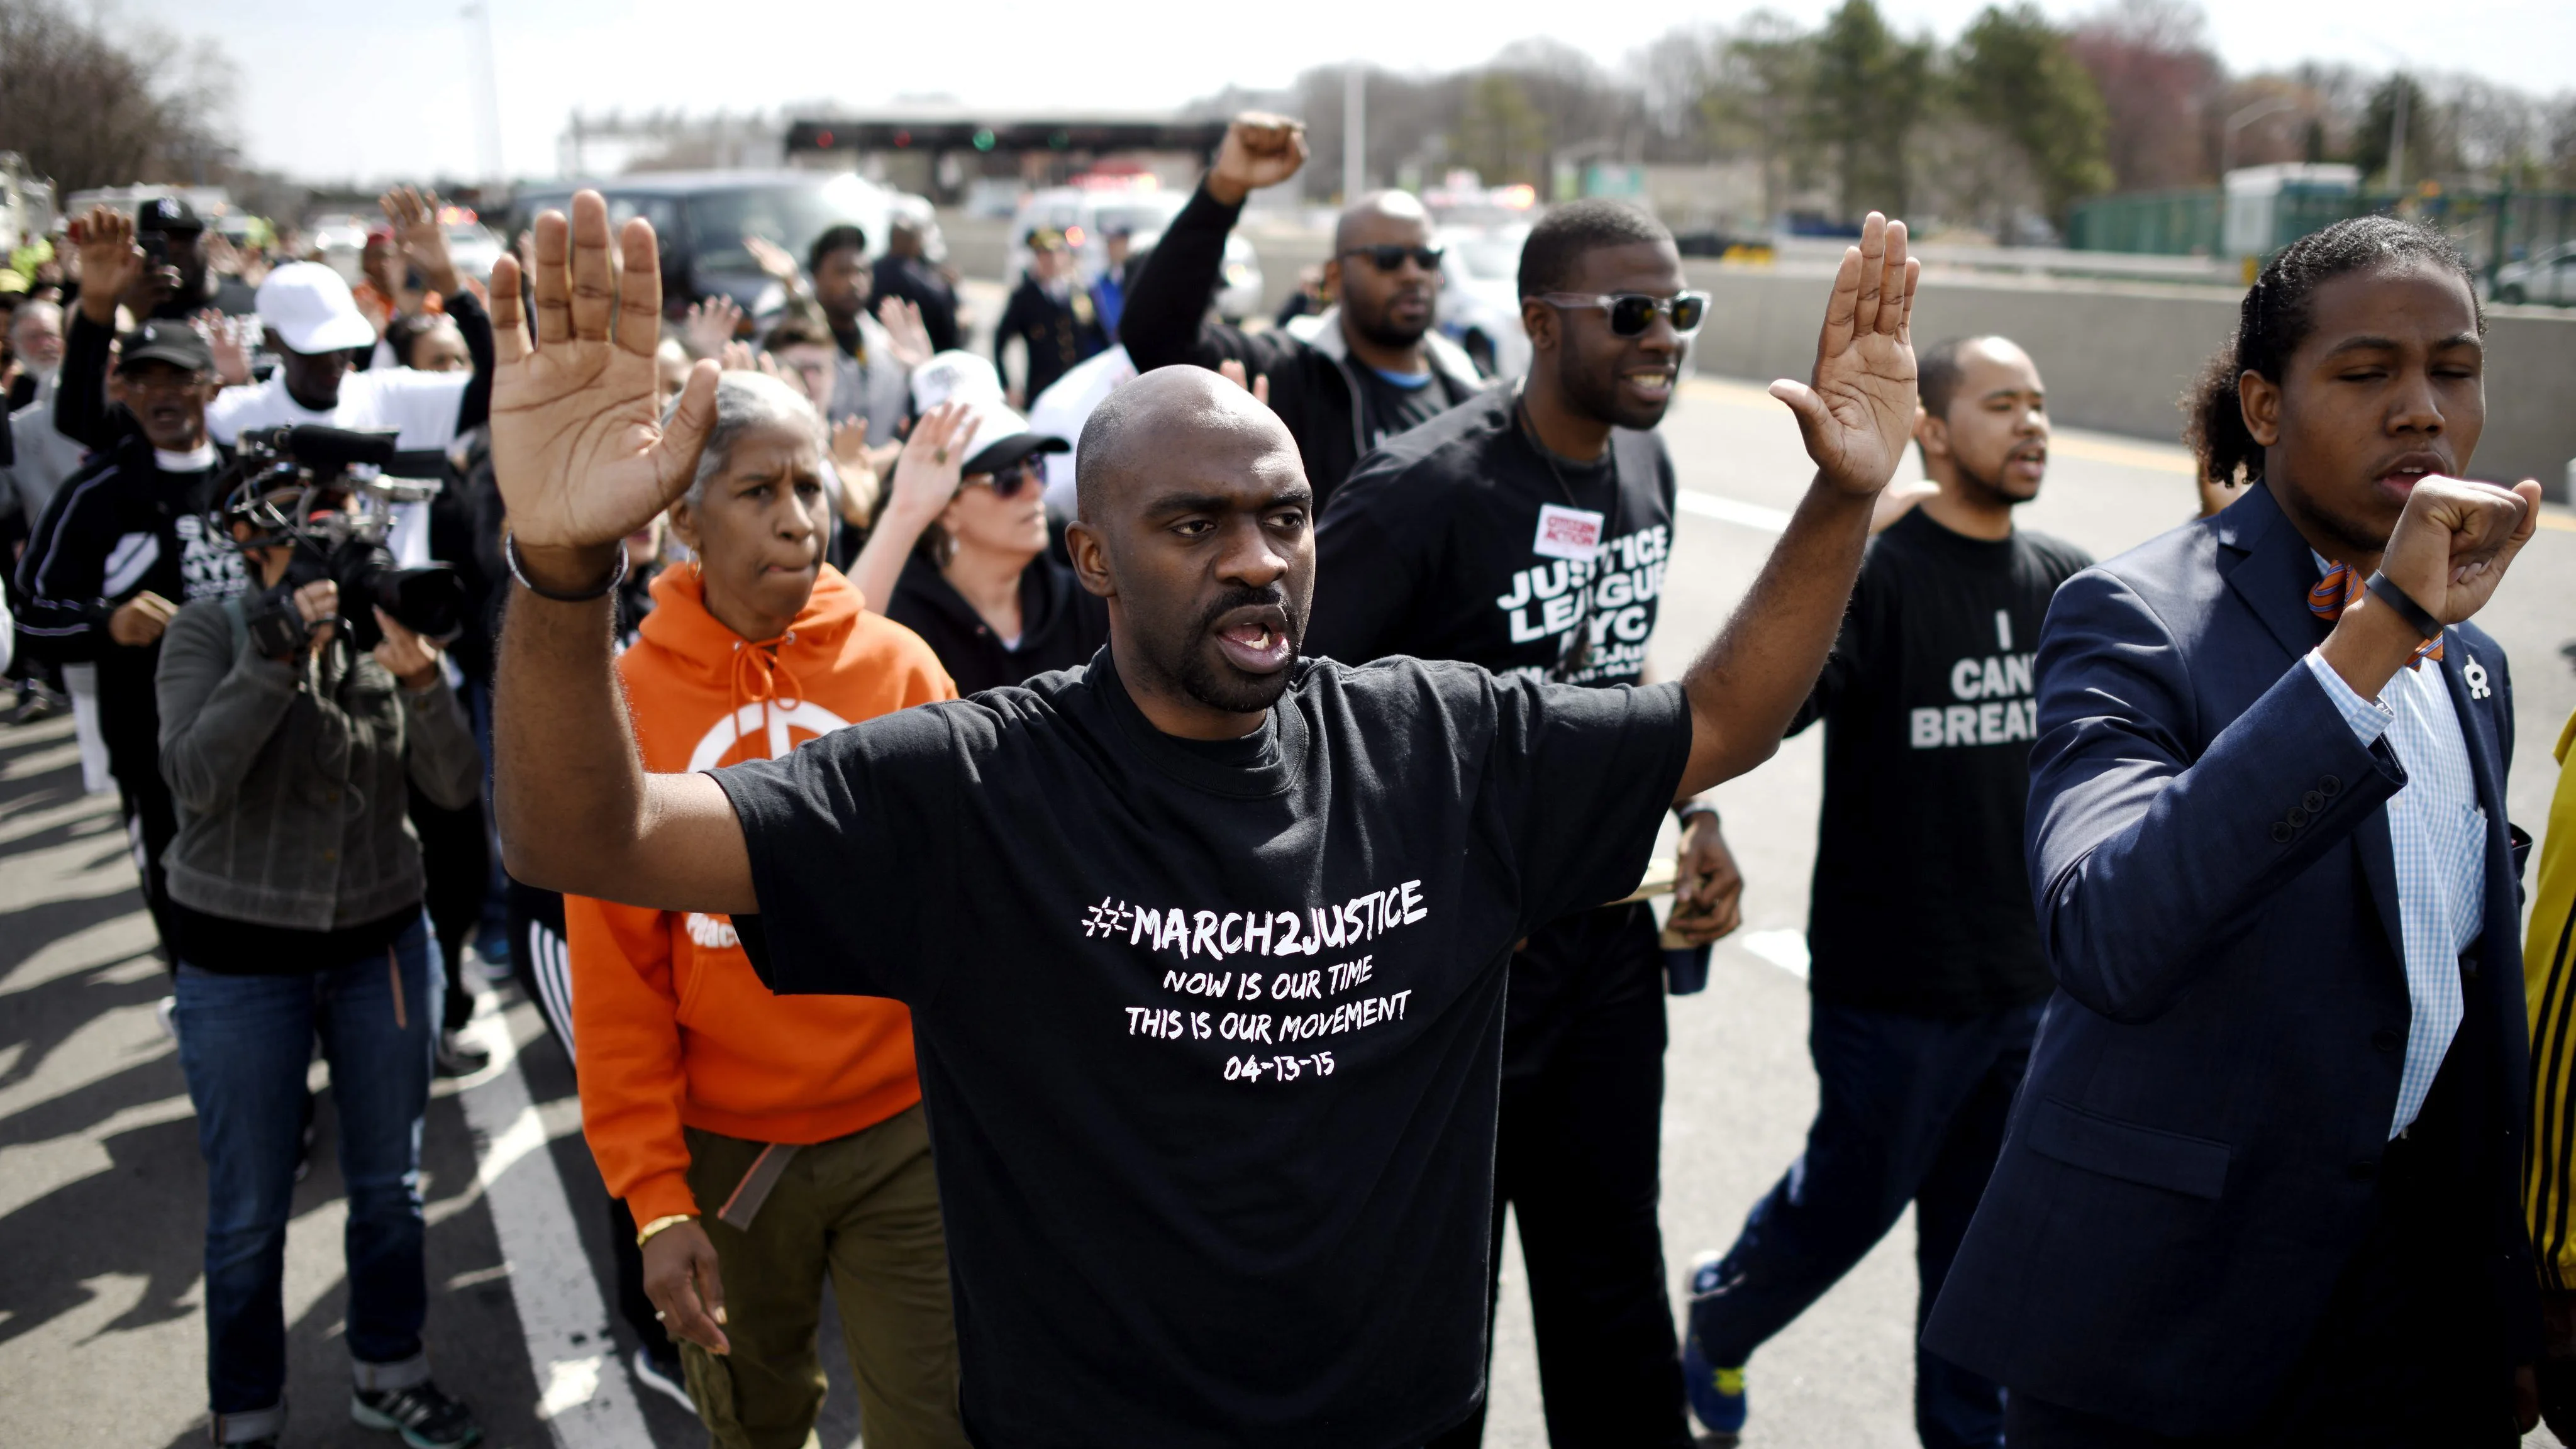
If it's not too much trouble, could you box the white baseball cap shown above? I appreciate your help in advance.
[255,262,377,355]
[908,350,1006,413]
[953,396,1069,477]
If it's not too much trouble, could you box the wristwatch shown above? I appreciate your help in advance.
[1674,798,1720,829]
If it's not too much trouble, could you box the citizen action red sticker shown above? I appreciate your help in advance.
[1531,503,1606,562]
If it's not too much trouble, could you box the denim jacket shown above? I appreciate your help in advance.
[155,596,481,930]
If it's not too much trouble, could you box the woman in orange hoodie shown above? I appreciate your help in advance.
[567,371,974,1449]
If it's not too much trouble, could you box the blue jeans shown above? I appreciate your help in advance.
[1691,998,2042,1449]
[174,915,441,1443]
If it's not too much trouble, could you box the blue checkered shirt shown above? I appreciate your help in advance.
[2302,627,2485,1138]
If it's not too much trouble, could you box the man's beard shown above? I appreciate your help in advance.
[1157,585,1304,715]
[1346,306,1428,352]
[1953,453,2033,508]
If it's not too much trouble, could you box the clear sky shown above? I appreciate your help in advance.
[113,0,2573,187]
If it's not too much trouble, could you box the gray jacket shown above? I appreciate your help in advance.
[155,596,480,931]
[824,312,911,439]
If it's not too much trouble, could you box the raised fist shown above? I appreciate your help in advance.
[1207,113,1309,207]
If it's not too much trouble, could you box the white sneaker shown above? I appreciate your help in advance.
[156,996,179,1041]
[631,1345,692,1411]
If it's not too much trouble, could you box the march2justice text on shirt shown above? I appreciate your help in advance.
[1089,877,1429,1082]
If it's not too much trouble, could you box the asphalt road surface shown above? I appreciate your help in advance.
[6,370,2573,1448]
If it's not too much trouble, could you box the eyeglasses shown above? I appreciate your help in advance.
[963,455,1044,499]
[1538,291,1709,338]
[1339,244,1446,274]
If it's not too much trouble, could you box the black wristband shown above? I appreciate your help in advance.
[506,533,628,602]
[2363,570,2442,641]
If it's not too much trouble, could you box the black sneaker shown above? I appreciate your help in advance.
[352,1380,482,1448]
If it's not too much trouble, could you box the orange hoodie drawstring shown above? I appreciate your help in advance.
[726,630,809,763]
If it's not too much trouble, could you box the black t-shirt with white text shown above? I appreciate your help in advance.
[1796,508,2092,1016]
[711,652,1692,1448]
[1307,387,1674,688]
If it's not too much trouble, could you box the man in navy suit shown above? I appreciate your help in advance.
[1923,217,2548,1444]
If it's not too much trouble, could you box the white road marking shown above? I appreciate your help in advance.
[1677,490,1791,534]
[457,994,653,1448]
[1738,929,1811,979]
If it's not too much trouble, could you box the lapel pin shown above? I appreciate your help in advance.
[2463,658,2490,700]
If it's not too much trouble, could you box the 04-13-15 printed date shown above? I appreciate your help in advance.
[1226,1053,1336,1083]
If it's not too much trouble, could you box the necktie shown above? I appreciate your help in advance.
[2309,562,2443,669]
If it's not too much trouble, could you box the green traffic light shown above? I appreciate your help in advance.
[972,129,996,152]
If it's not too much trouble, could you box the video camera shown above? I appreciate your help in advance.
[216,425,467,659]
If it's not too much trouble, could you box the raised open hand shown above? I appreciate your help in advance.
[683,296,745,358]
[381,186,463,296]
[1207,113,1308,206]
[882,401,984,528]
[196,309,253,385]
[68,206,143,326]
[487,192,719,567]
[1216,358,1271,408]
[1772,213,1920,497]
[743,235,801,286]
[2377,476,2543,627]
[829,417,880,526]
[875,296,934,368]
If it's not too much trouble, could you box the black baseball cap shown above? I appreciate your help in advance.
[118,319,214,374]
[136,195,204,236]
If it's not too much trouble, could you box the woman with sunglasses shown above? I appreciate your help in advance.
[852,393,1109,695]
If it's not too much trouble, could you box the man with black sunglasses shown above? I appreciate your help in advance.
[1306,197,1729,1449]
[1119,113,1485,511]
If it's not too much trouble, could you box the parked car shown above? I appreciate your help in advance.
[443,216,504,286]
[1006,185,1263,323]
[502,170,902,322]
[1436,225,1533,380]
[304,212,374,286]
[2493,242,2576,306]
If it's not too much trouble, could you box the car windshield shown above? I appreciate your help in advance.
[686,185,868,272]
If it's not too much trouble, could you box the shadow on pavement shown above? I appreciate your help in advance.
[0,714,548,1446]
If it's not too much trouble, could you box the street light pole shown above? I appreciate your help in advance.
[2387,73,2410,193]
[2221,96,2299,179]
[462,3,504,184]
[1343,66,1365,203]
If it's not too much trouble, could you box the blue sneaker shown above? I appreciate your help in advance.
[1681,1250,1747,1439]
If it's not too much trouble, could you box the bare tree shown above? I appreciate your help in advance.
[2067,0,2226,189]
[0,0,237,195]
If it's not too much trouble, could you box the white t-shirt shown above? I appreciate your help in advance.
[207,368,472,566]
[1026,343,1135,516]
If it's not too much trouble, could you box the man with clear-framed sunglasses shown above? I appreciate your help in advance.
[1307,198,1733,1449]
[1119,113,1486,510]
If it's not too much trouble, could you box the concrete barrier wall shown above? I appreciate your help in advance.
[1682,260,2576,500]
[941,210,2576,497]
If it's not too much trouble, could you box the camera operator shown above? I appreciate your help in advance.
[17,206,248,962]
[127,195,258,321]
[153,471,484,1449]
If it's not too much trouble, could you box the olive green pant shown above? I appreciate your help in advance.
[679,1106,966,1449]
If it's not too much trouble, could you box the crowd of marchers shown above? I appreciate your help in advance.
[4,106,2576,1449]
